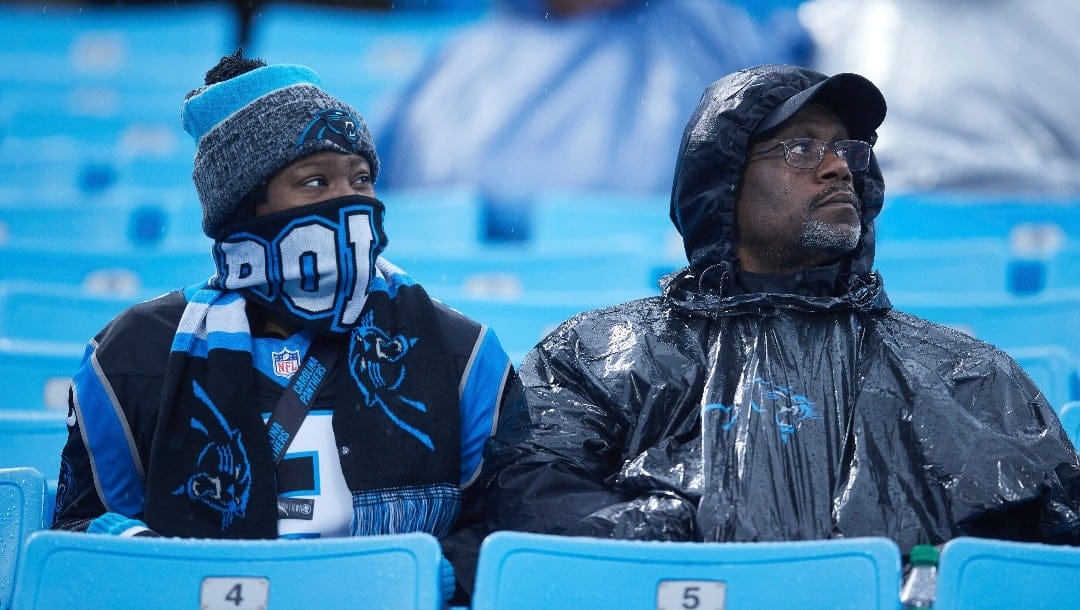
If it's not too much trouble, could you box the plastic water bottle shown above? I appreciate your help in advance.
[900,544,939,609]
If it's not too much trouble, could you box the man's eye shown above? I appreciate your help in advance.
[787,142,812,155]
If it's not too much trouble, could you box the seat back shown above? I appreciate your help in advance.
[472,531,903,610]
[380,186,487,253]
[0,411,68,479]
[0,467,47,610]
[0,281,158,344]
[247,4,483,133]
[935,536,1080,610]
[1008,345,1080,412]
[12,530,445,610]
[0,339,83,411]
[437,290,642,362]
[875,238,1011,295]
[892,289,1080,353]
[1058,401,1080,447]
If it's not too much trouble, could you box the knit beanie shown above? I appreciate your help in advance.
[181,62,380,239]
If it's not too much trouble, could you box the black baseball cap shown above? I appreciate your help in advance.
[753,72,887,143]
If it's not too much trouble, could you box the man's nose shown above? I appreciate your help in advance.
[818,147,853,183]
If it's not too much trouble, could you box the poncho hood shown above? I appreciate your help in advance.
[668,64,886,284]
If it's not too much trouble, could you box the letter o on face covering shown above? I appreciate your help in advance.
[278,223,337,313]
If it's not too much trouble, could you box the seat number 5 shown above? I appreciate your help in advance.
[656,580,727,610]
[201,577,270,610]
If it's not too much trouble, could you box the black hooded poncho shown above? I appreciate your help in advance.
[485,65,1080,551]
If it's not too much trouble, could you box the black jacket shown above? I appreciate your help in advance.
[486,65,1080,551]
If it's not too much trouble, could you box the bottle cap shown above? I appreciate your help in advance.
[910,544,939,566]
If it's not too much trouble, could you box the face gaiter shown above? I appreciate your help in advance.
[209,195,388,335]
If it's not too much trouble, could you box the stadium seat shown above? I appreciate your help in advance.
[380,186,487,252]
[530,191,675,246]
[0,196,209,251]
[0,410,68,477]
[1058,401,1080,447]
[0,338,82,411]
[935,536,1080,610]
[0,281,160,344]
[247,2,484,133]
[395,244,658,298]
[1007,345,1080,412]
[891,288,1080,354]
[1047,243,1080,293]
[0,3,234,89]
[0,467,47,610]
[11,530,446,610]
[472,531,902,610]
[876,193,1080,243]
[0,244,214,291]
[0,2,233,210]
[875,238,1011,295]
[436,289,643,362]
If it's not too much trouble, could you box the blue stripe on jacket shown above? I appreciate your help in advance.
[459,327,511,486]
[72,349,146,517]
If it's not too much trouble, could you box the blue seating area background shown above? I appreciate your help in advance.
[1,1,1079,608]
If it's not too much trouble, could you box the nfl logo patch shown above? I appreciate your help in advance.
[272,347,301,378]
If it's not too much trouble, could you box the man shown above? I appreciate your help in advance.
[485,64,1080,550]
[52,53,513,602]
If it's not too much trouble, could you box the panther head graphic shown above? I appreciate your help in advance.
[173,380,253,529]
[346,310,434,450]
[296,109,362,152]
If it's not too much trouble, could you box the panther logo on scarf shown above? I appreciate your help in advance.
[172,380,253,528]
[347,310,435,451]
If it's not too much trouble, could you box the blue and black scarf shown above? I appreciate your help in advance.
[143,196,462,539]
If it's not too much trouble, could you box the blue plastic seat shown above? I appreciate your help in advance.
[472,531,902,610]
[1047,243,1080,292]
[875,238,1011,295]
[12,530,446,610]
[395,244,658,298]
[0,3,234,88]
[1007,345,1080,412]
[1058,401,1080,447]
[435,289,644,363]
[247,3,484,133]
[936,536,1080,610]
[891,288,1080,354]
[876,193,1080,243]
[531,191,673,242]
[0,410,68,477]
[0,338,82,411]
[0,3,232,206]
[380,186,487,252]
[0,244,215,290]
[0,467,47,610]
[0,281,161,344]
[0,197,211,251]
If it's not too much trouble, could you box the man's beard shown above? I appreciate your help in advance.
[801,218,861,259]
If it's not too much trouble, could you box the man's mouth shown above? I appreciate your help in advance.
[817,188,860,212]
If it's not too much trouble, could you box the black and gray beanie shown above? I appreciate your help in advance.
[181,64,380,239]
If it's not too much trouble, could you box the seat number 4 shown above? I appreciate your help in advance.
[201,577,270,610]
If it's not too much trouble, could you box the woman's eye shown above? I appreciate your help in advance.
[301,176,326,187]
[788,142,811,155]
[353,174,372,185]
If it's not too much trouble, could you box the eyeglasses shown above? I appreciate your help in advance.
[747,138,872,172]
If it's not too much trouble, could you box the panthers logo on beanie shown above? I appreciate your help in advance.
[296,109,363,152]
